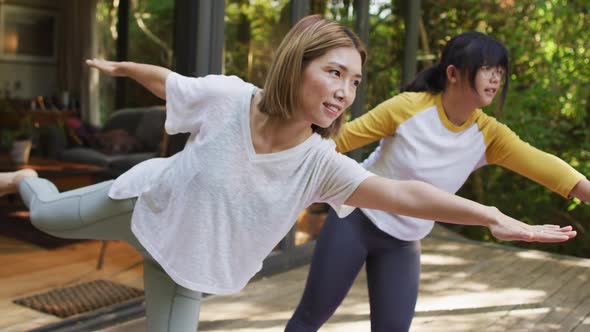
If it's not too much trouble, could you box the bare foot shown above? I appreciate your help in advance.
[0,169,38,197]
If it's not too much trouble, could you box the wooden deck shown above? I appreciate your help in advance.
[2,226,590,331]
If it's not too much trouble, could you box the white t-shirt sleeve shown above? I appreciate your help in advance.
[315,147,372,218]
[164,73,248,134]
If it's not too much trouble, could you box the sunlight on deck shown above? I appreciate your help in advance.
[418,288,548,311]
[421,253,469,265]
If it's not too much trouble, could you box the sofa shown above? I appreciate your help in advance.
[50,106,169,179]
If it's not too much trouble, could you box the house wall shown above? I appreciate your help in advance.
[0,0,62,100]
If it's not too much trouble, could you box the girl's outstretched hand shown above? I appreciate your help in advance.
[488,211,576,242]
[86,59,127,77]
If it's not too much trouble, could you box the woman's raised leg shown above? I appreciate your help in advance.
[18,176,139,246]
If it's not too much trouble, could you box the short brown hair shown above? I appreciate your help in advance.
[259,15,367,138]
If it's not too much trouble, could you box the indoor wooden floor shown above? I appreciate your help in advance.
[0,237,143,332]
[2,226,590,332]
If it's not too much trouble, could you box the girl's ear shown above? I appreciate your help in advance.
[446,64,459,83]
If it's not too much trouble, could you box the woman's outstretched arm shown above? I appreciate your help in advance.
[86,59,171,100]
[345,176,576,242]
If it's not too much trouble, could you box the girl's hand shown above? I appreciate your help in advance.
[488,211,576,242]
[86,59,127,77]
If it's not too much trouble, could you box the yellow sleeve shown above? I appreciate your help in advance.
[483,116,585,198]
[335,92,427,153]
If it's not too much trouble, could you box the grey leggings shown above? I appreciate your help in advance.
[19,178,202,332]
[286,208,421,332]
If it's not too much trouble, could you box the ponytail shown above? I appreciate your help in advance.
[401,64,446,93]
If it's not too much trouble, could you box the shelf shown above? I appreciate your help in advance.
[0,110,79,128]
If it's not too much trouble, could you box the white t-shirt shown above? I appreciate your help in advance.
[108,73,371,294]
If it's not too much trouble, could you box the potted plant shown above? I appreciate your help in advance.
[5,115,33,164]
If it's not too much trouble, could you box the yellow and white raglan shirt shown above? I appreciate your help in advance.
[336,91,585,241]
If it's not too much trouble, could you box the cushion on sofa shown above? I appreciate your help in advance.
[56,105,166,178]
[134,107,166,151]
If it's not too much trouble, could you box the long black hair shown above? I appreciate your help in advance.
[402,31,509,111]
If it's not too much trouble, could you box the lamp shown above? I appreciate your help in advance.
[4,29,18,54]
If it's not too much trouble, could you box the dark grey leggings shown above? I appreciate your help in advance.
[18,178,202,332]
[286,208,421,332]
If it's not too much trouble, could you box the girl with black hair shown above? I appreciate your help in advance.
[287,31,590,332]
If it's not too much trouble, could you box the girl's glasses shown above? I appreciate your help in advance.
[480,66,505,82]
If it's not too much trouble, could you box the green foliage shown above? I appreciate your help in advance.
[225,0,290,87]
[95,0,174,118]
[95,0,118,121]
[366,2,404,104]
[126,0,174,108]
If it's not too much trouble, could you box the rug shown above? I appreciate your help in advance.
[13,280,144,318]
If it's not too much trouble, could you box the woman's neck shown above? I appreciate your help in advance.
[250,92,313,154]
[440,89,477,126]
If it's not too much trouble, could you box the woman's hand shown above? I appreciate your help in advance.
[86,59,171,100]
[487,208,576,242]
[86,59,128,77]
